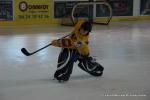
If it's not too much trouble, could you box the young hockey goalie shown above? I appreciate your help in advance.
[51,20,104,82]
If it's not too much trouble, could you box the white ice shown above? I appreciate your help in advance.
[0,21,150,100]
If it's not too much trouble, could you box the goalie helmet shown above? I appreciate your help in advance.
[80,21,92,33]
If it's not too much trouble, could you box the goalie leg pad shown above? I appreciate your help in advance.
[78,56,104,76]
[54,48,78,81]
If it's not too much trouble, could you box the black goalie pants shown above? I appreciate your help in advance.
[54,48,104,81]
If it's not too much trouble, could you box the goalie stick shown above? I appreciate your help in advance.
[21,34,71,56]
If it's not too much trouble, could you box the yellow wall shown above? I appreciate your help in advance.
[111,16,150,22]
[0,0,60,25]
[0,0,150,26]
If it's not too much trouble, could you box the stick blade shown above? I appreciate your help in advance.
[21,48,31,56]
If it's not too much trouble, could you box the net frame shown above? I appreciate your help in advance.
[61,1,112,26]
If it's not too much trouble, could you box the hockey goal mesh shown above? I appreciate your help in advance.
[61,1,112,26]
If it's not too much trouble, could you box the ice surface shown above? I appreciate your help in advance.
[0,21,150,100]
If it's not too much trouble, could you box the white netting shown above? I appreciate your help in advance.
[61,1,112,26]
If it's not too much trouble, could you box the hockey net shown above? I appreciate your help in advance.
[61,1,112,26]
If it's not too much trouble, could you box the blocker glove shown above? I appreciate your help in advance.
[51,38,74,48]
[51,40,60,47]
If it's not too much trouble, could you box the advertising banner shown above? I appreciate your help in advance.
[54,1,78,18]
[140,0,150,15]
[0,0,13,21]
[105,0,133,16]
[54,1,91,18]
[14,0,51,20]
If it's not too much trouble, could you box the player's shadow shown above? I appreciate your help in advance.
[0,74,102,88]
[71,74,95,80]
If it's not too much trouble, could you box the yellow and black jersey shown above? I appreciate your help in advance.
[52,20,89,55]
